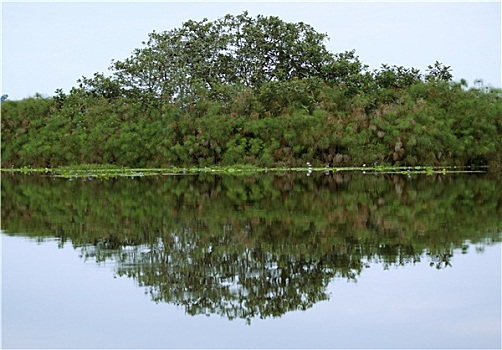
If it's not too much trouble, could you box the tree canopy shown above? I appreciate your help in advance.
[79,12,451,104]
[82,12,336,103]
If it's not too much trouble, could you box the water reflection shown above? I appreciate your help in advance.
[2,172,500,322]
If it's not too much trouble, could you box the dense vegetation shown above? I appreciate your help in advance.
[2,173,500,320]
[1,12,501,169]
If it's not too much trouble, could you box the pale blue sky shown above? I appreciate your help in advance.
[2,1,501,100]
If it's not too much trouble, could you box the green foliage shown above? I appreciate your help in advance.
[323,50,374,95]
[85,11,334,105]
[1,13,501,170]
[1,95,56,167]
[374,64,422,90]
[425,61,453,83]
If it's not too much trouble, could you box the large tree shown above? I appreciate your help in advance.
[82,12,336,103]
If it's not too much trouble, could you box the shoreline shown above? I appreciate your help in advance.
[0,164,491,179]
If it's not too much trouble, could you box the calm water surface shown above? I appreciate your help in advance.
[2,172,501,349]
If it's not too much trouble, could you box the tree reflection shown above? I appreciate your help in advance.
[79,228,366,322]
[1,172,501,321]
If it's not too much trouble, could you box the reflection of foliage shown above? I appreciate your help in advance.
[1,173,501,321]
[108,231,349,322]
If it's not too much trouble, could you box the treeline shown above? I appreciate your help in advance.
[1,12,501,169]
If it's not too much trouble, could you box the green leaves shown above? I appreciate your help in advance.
[2,13,500,170]
[426,61,453,83]
[374,64,423,90]
[79,12,335,105]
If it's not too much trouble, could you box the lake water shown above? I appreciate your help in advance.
[1,172,501,349]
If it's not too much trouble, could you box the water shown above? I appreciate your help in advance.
[1,172,501,349]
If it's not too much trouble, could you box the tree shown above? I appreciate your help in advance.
[374,64,423,89]
[82,12,335,104]
[321,49,373,94]
[425,61,453,82]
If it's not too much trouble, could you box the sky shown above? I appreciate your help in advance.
[1,1,501,100]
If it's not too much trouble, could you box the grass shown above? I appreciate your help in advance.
[0,164,488,179]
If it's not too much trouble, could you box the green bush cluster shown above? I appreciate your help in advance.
[1,78,500,169]
[2,13,501,169]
